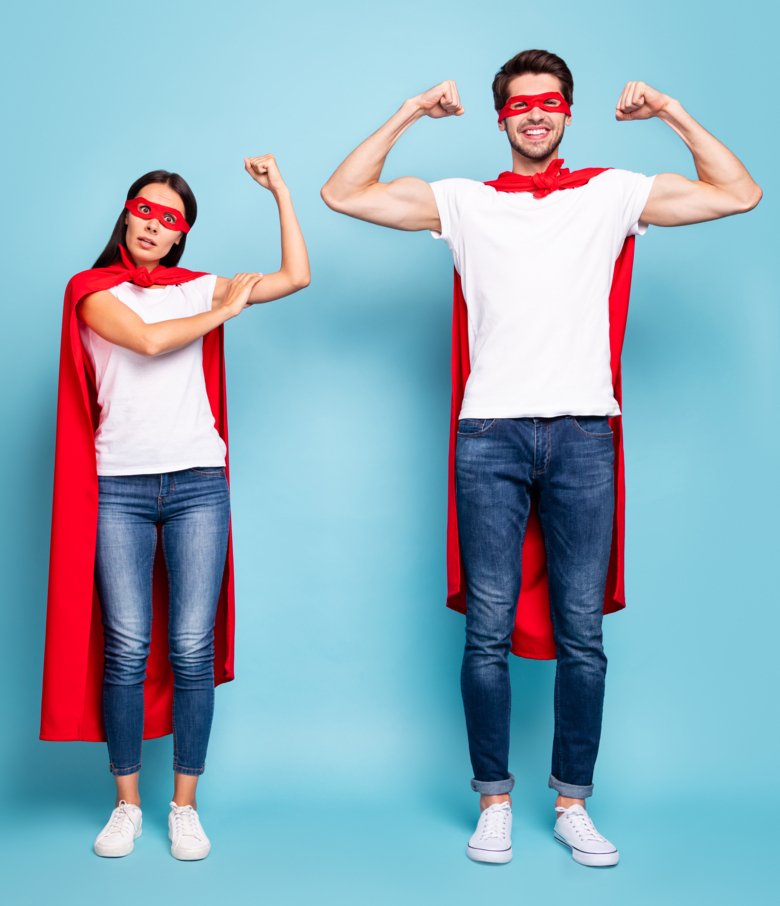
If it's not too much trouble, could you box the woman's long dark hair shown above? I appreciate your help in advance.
[93,170,198,268]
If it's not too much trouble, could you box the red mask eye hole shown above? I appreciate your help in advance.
[162,212,177,224]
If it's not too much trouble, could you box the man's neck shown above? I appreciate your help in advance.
[509,150,560,176]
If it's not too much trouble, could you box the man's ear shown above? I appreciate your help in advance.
[565,115,572,127]
[498,121,506,133]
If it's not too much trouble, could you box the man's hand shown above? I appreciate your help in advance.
[411,80,465,118]
[615,81,673,121]
[245,155,288,195]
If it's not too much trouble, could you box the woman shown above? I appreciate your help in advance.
[40,155,309,860]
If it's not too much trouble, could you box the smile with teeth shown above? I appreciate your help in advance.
[523,127,550,138]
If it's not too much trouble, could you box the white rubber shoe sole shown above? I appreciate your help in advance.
[466,843,513,864]
[554,831,619,867]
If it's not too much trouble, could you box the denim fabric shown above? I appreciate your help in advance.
[95,468,230,776]
[456,417,614,798]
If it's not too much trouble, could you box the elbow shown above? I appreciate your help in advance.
[139,333,162,357]
[320,182,348,214]
[292,272,311,291]
[740,184,763,213]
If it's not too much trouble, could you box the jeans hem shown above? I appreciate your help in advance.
[548,774,593,799]
[471,773,515,795]
[110,762,142,777]
[173,764,205,777]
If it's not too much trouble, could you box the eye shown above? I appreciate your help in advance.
[162,211,177,224]
[138,203,151,214]
[544,99,560,106]
[511,101,528,109]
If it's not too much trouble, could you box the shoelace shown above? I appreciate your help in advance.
[105,801,135,836]
[556,806,607,843]
[478,805,510,841]
[171,805,203,840]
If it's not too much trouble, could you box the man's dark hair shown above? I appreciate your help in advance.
[492,49,574,112]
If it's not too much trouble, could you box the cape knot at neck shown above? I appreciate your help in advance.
[130,267,156,287]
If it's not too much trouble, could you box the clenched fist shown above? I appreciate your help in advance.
[245,154,288,193]
[615,81,673,121]
[411,80,465,118]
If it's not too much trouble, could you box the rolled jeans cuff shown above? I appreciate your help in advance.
[173,763,205,777]
[471,773,515,795]
[110,761,142,777]
[548,774,593,799]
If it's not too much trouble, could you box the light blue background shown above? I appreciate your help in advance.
[1,0,777,903]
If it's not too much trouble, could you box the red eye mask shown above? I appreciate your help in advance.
[497,91,572,123]
[125,197,191,233]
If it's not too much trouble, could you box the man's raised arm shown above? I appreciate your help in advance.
[616,80,762,227]
[321,81,464,232]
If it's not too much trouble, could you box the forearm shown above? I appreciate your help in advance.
[659,99,761,207]
[143,308,230,356]
[273,188,310,288]
[321,99,425,208]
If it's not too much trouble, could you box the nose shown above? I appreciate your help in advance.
[144,219,160,233]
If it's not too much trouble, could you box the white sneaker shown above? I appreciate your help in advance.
[466,802,513,863]
[168,801,211,861]
[93,800,142,857]
[554,804,619,867]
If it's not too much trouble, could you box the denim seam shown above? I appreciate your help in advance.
[570,416,614,439]
[457,418,497,437]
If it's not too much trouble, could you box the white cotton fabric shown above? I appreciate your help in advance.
[79,273,227,475]
[430,169,656,418]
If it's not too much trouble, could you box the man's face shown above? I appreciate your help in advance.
[499,73,572,162]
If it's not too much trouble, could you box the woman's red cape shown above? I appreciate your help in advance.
[445,167,636,659]
[40,253,235,741]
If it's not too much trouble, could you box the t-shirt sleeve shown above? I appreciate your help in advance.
[428,178,478,247]
[191,273,218,313]
[611,169,656,237]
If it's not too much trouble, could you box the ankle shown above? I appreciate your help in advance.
[480,794,511,812]
[555,795,585,813]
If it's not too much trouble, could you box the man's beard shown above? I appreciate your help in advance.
[507,127,564,161]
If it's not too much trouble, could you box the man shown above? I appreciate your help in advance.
[321,49,760,867]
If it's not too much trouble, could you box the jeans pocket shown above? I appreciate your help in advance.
[188,467,226,476]
[457,418,497,437]
[570,416,613,438]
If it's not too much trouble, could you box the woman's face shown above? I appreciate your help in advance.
[124,182,187,266]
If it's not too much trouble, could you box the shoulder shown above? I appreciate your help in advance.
[589,168,654,191]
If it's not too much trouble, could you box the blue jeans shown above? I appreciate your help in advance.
[95,469,230,776]
[456,416,615,799]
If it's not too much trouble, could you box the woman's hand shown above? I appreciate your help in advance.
[217,272,265,318]
[245,154,288,195]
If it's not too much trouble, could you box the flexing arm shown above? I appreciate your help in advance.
[212,155,310,307]
[321,81,464,231]
[616,81,762,227]
[78,273,262,357]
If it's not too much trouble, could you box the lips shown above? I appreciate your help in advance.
[138,237,157,249]
[521,126,551,140]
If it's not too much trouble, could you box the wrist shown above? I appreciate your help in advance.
[271,184,291,202]
[657,96,683,123]
[400,97,427,121]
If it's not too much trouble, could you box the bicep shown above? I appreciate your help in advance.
[337,176,441,231]
[640,172,738,227]
[77,291,148,353]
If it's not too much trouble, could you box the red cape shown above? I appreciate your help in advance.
[445,168,636,659]
[40,256,236,741]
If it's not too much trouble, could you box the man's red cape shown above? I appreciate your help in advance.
[40,252,235,741]
[445,166,636,659]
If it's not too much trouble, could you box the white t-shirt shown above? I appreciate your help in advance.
[79,274,227,476]
[430,169,656,418]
